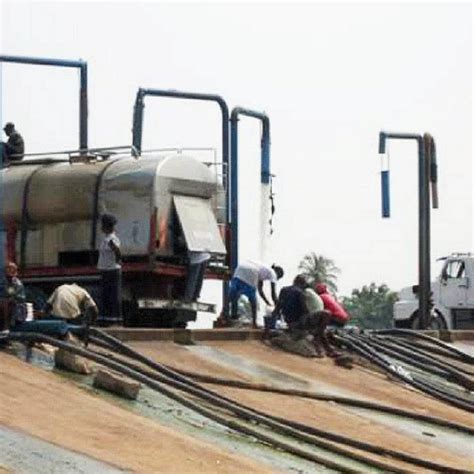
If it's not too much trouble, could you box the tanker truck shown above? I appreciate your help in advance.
[0,149,228,327]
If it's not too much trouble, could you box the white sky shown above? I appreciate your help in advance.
[0,1,472,304]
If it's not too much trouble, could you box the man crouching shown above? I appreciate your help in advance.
[271,274,340,358]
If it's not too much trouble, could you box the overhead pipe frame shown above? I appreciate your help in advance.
[230,106,271,273]
[0,55,88,287]
[378,131,438,329]
[0,54,89,152]
[131,88,231,313]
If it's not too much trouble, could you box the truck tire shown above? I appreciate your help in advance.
[410,310,447,330]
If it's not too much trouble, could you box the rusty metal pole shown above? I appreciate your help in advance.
[378,131,438,329]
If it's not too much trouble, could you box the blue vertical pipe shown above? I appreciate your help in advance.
[0,54,88,150]
[230,115,239,273]
[230,107,271,273]
[381,170,390,218]
[378,131,390,218]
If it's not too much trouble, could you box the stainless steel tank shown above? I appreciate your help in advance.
[0,153,226,266]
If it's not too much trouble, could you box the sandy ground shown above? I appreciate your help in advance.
[208,340,474,428]
[0,351,271,474]
[129,340,474,472]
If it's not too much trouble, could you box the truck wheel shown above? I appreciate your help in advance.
[411,310,447,330]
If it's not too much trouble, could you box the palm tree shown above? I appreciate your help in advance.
[298,253,340,293]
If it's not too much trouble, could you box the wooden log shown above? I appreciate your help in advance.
[54,348,93,375]
[93,368,142,400]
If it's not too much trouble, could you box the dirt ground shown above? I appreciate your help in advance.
[0,351,270,474]
[2,338,473,473]
[129,340,474,472]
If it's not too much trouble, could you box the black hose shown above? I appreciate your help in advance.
[85,340,416,472]
[11,331,469,472]
[338,334,474,412]
[8,332,396,473]
[170,367,474,435]
[354,334,474,400]
[87,334,474,436]
[359,334,474,390]
[86,331,470,472]
[382,335,474,377]
[350,334,474,403]
[373,329,474,363]
[385,334,473,365]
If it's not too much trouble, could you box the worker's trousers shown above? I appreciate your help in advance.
[100,269,122,323]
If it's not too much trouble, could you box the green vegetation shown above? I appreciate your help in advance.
[298,253,340,293]
[342,283,397,329]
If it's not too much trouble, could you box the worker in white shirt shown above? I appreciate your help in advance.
[228,261,284,327]
[43,283,98,325]
[97,214,122,324]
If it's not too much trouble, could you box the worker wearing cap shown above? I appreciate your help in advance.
[1,122,25,163]
[228,261,284,328]
[97,214,122,324]
[315,283,350,327]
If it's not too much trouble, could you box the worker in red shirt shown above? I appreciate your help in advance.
[315,283,350,327]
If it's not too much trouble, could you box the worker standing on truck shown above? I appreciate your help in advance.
[315,283,350,327]
[97,214,122,325]
[1,122,24,163]
[227,261,284,328]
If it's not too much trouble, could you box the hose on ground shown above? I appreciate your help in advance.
[381,335,474,377]
[372,329,474,363]
[335,334,474,412]
[87,334,474,437]
[85,330,470,472]
[358,334,474,390]
[8,331,401,474]
[348,334,474,408]
[169,367,474,435]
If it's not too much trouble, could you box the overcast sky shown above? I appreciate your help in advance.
[1,2,472,311]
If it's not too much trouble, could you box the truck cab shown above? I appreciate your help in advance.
[393,253,474,329]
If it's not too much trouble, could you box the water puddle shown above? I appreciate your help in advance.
[187,343,474,460]
[186,344,356,397]
[0,426,125,474]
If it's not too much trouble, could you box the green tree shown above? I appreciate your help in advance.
[342,283,398,329]
[298,253,340,293]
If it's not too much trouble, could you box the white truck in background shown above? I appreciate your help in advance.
[393,253,474,330]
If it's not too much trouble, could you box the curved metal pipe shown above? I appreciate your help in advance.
[230,107,271,273]
[377,131,435,329]
[131,88,231,310]
[0,54,88,150]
